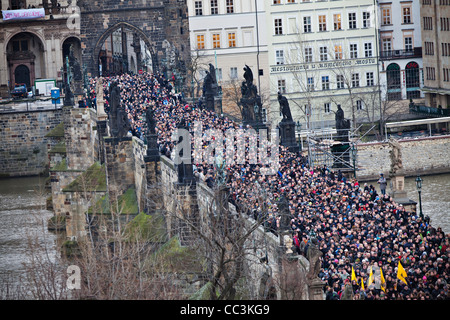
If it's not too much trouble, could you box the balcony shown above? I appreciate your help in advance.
[380,47,422,61]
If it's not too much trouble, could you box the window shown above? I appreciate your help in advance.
[441,17,450,31]
[276,50,284,65]
[217,68,222,81]
[307,77,315,91]
[273,0,281,4]
[363,11,371,28]
[195,1,203,16]
[356,100,363,110]
[403,7,412,24]
[230,67,238,79]
[335,45,343,60]
[278,79,286,93]
[426,67,436,80]
[322,76,330,90]
[210,0,218,15]
[304,47,313,62]
[382,38,392,52]
[319,15,327,31]
[352,73,360,87]
[275,18,283,35]
[303,16,312,33]
[324,103,331,113]
[442,43,450,56]
[320,46,328,61]
[443,68,450,82]
[406,62,421,99]
[226,0,234,13]
[425,41,435,55]
[364,43,373,57]
[366,72,374,86]
[336,75,345,89]
[228,32,236,47]
[334,14,342,30]
[423,17,433,30]
[348,12,357,29]
[196,34,205,49]
[405,37,413,52]
[381,7,391,25]
[212,33,220,49]
[350,44,358,59]
[12,40,28,52]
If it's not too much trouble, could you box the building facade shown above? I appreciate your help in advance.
[378,0,423,103]
[421,0,450,109]
[267,0,381,131]
[0,0,82,97]
[187,0,270,120]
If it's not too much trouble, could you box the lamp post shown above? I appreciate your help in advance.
[351,144,357,178]
[415,176,424,218]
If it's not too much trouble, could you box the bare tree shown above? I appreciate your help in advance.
[171,181,268,300]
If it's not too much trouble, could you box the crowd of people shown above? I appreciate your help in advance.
[85,71,449,300]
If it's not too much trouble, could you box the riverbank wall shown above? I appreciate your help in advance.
[356,135,450,181]
[0,108,63,177]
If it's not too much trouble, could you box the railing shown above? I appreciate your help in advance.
[409,103,450,117]
[380,47,422,60]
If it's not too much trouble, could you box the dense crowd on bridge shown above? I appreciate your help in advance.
[85,72,449,300]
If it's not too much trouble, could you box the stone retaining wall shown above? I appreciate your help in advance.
[357,135,450,180]
[0,109,63,177]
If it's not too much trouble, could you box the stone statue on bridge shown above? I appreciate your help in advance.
[108,81,131,138]
[388,138,403,175]
[240,65,262,124]
[278,92,293,122]
[306,237,323,281]
[335,104,350,142]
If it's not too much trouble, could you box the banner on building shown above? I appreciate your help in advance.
[2,8,45,21]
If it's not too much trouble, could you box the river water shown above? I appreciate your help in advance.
[0,173,449,294]
[0,176,60,294]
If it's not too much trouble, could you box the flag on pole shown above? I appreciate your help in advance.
[397,260,408,285]
[368,266,374,287]
[351,266,357,283]
[380,267,387,292]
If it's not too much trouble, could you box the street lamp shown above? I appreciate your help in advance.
[415,176,424,218]
[351,144,357,178]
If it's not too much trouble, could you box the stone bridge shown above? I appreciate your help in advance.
[45,104,324,300]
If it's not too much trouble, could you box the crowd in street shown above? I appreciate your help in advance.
[86,72,449,300]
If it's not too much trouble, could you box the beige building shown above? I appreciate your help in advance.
[421,0,450,109]
[187,0,270,120]
[0,0,81,97]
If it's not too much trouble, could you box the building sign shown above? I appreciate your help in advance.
[2,8,45,21]
[270,58,377,74]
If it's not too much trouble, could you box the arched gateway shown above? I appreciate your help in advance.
[77,0,190,81]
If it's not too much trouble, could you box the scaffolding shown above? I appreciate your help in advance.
[301,124,377,176]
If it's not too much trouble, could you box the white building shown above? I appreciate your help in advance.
[378,0,423,102]
[266,0,381,131]
[187,0,270,119]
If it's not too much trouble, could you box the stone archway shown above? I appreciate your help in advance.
[92,22,157,77]
[6,32,45,90]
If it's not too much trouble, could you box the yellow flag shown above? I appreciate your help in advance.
[361,277,365,290]
[351,266,357,282]
[397,260,408,285]
[380,267,387,293]
[368,266,374,287]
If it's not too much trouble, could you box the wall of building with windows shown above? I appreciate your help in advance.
[187,0,270,119]
[378,0,423,103]
[267,0,380,129]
